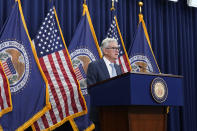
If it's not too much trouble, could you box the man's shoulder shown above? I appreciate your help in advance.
[89,58,104,66]
[87,58,104,74]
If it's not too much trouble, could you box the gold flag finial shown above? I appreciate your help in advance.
[84,0,86,5]
[138,1,143,14]
[111,0,115,11]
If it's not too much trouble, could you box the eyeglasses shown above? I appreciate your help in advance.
[105,47,120,51]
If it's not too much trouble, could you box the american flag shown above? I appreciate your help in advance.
[106,16,131,73]
[0,61,12,117]
[74,64,86,81]
[2,58,16,77]
[32,6,86,130]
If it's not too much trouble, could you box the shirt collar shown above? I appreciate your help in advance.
[103,56,112,66]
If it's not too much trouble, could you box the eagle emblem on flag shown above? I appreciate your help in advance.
[70,47,96,95]
[0,40,30,93]
[130,55,153,73]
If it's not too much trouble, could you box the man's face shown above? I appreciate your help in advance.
[103,41,119,62]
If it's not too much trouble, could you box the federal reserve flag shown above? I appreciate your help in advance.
[0,0,50,130]
[0,61,12,118]
[106,3,131,73]
[32,3,87,131]
[128,14,160,73]
[68,4,102,131]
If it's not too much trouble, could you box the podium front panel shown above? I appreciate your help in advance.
[89,72,183,106]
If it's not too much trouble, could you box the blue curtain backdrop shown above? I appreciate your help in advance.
[0,0,196,131]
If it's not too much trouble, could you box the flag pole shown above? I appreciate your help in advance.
[111,0,115,11]
[138,1,143,23]
[138,1,143,14]
[138,1,161,73]
[111,0,131,72]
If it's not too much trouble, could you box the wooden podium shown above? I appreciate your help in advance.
[89,72,183,131]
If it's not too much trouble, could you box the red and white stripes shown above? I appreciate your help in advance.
[2,62,12,77]
[33,49,86,130]
[74,67,83,81]
[115,54,131,73]
[0,63,11,117]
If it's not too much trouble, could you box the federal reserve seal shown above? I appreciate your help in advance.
[130,55,153,73]
[0,40,30,93]
[70,48,96,95]
[151,77,168,103]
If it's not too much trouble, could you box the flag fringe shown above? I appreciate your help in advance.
[69,118,95,131]
[32,111,88,131]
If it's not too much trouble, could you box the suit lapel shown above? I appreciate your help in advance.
[99,59,110,79]
[114,64,122,75]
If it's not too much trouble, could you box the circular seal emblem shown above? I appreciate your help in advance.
[130,55,153,73]
[151,77,168,103]
[0,40,30,93]
[70,47,96,95]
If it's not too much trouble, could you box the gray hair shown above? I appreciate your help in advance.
[100,37,118,54]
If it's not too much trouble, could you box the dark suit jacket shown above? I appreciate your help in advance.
[86,58,122,86]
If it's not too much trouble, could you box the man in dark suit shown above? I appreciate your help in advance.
[87,37,122,85]
[86,38,122,131]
